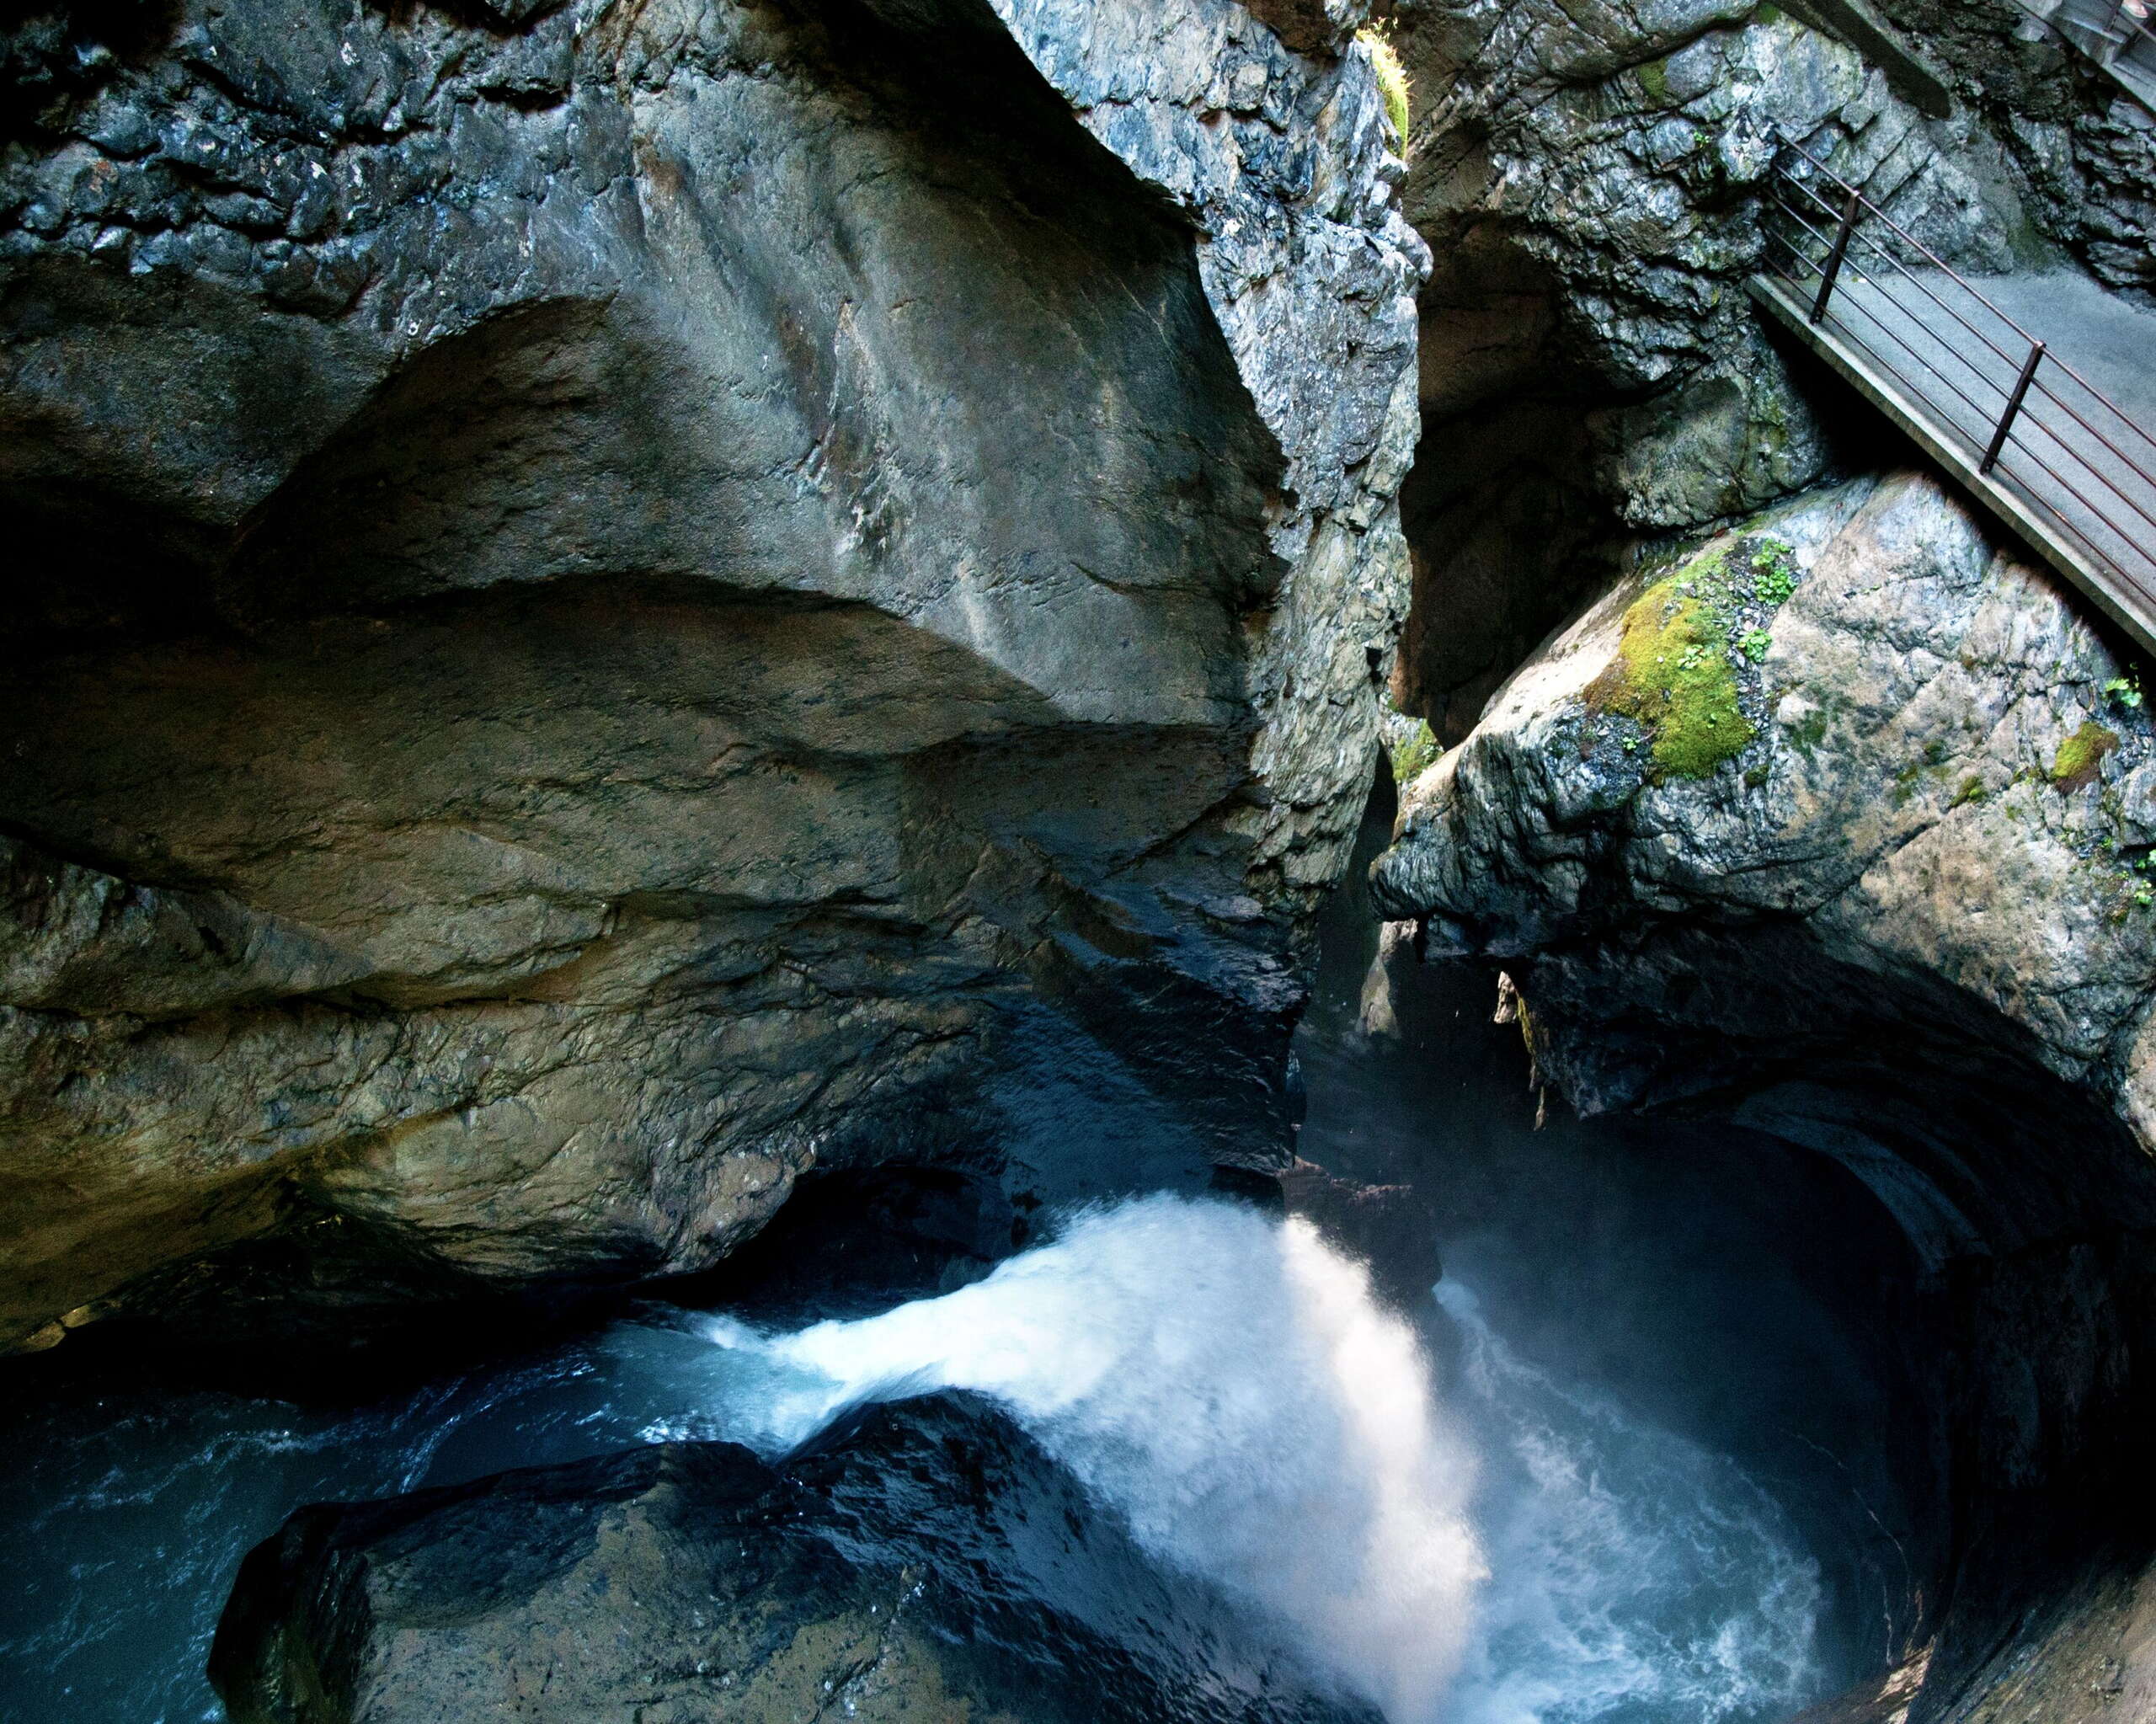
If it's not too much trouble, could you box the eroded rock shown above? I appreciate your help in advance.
[1374,468,2156,1126]
[1384,0,2156,738]
[0,0,1425,1352]
[1370,466,2156,1716]
[209,1395,1371,1724]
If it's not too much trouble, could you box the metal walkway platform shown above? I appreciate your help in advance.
[1754,145,2156,659]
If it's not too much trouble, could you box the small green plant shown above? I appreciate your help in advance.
[1585,578,1755,778]
[1359,27,1411,148]
[2105,674,2144,712]
[1390,718,1440,785]
[1579,527,1804,780]
[1750,539,1797,605]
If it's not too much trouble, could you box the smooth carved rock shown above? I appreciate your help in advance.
[209,1396,1371,1724]
[0,0,1426,1351]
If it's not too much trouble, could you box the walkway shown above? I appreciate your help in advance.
[2010,0,2156,111]
[1753,152,2156,658]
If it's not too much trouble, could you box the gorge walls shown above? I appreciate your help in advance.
[0,0,1423,1358]
[1385,0,2152,739]
[1372,0,2156,1710]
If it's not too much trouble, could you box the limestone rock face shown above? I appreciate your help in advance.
[1385,0,2155,739]
[1373,468,2156,1137]
[0,0,1425,1352]
[209,1395,1369,1724]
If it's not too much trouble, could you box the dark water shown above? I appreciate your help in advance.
[0,784,1923,1724]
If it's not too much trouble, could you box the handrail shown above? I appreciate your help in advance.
[1772,140,2156,469]
[1758,140,2156,621]
[1774,141,2041,340]
[1771,167,2156,506]
[1780,142,2153,442]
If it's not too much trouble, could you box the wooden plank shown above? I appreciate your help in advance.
[1749,274,2156,661]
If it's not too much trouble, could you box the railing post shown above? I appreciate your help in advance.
[1981,339,2046,475]
[1810,186,1863,324]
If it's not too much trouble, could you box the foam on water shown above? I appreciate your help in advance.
[2,1193,1833,1724]
[691,1194,1489,1723]
[1435,1281,1825,1724]
[680,1196,1826,1724]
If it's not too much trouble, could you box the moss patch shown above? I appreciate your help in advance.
[1360,27,1411,147]
[1587,576,1755,779]
[1390,718,1440,785]
[2052,722,2118,791]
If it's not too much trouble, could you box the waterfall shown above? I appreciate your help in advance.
[676,1196,1827,1724]
[686,1194,1488,1723]
[1435,1282,1824,1724]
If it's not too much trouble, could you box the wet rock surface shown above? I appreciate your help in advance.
[1374,468,2156,1131]
[0,0,1424,1354]
[1384,0,2156,739]
[1371,467,2156,1717]
[209,1393,1369,1724]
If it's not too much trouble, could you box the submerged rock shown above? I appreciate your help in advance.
[0,0,1424,1353]
[210,1395,1372,1724]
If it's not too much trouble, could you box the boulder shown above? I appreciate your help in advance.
[1372,468,2156,1140]
[209,1395,1371,1724]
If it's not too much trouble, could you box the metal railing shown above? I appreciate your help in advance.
[1761,140,2156,613]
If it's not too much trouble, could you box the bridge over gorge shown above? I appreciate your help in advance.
[1750,142,2156,659]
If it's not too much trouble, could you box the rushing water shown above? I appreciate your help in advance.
[1,1191,1837,1724]
[1437,1282,1823,1724]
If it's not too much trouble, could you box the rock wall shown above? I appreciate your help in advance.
[0,0,1425,1355]
[1369,470,2156,1716]
[1375,472,2156,1132]
[1366,2,2156,1694]
[1385,0,2153,739]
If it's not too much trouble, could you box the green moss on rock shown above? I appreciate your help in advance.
[2052,722,2118,792]
[1587,576,1756,779]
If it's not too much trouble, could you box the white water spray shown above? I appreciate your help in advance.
[669,1196,1830,1724]
[1435,1281,1825,1724]
[689,1195,1488,1723]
